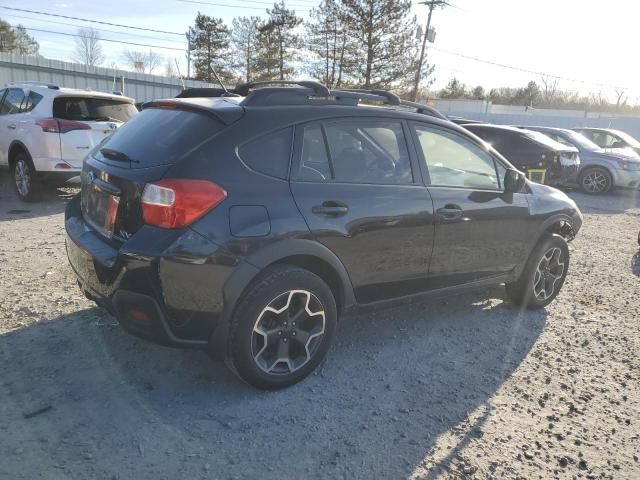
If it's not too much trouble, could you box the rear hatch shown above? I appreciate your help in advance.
[53,96,138,168]
[80,105,228,241]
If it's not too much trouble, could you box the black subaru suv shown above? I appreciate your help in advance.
[65,81,583,389]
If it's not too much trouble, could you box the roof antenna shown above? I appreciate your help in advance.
[174,58,186,90]
[210,67,238,97]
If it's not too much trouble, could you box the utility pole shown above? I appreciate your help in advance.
[412,0,448,101]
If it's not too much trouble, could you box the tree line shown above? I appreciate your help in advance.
[439,77,640,114]
[188,0,434,93]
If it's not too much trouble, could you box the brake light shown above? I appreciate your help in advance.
[36,119,91,134]
[141,179,227,229]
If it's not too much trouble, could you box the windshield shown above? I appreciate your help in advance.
[610,129,640,148]
[522,130,572,150]
[53,96,137,123]
[563,130,601,150]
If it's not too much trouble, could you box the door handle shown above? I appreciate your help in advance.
[7,124,16,130]
[312,201,349,217]
[436,204,463,221]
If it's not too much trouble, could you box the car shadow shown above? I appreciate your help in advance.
[0,167,79,222]
[0,287,547,479]
[569,189,640,215]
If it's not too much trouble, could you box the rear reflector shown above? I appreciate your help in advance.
[36,119,92,134]
[141,179,227,229]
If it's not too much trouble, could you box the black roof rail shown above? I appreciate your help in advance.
[235,80,330,97]
[399,100,449,121]
[333,89,401,106]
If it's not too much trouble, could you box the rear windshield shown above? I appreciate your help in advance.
[96,108,223,167]
[53,96,137,122]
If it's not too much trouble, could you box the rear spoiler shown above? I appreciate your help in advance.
[142,98,244,125]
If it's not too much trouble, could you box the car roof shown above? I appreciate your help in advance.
[5,82,134,103]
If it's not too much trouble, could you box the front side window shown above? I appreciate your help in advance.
[414,125,501,190]
[297,118,413,185]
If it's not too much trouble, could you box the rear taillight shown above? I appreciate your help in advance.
[141,179,227,229]
[36,119,91,134]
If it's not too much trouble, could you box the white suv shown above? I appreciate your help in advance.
[0,83,137,201]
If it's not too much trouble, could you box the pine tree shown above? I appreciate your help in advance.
[191,13,234,84]
[304,0,355,88]
[256,2,302,81]
[337,0,419,89]
[231,16,263,83]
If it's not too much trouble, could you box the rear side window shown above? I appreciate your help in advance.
[3,88,25,115]
[297,118,413,185]
[238,128,293,179]
[97,108,223,167]
[53,96,137,122]
[21,91,43,113]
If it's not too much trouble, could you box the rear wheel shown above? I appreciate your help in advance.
[506,234,569,309]
[579,167,612,194]
[228,265,337,390]
[11,153,37,202]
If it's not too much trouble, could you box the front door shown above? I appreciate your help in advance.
[290,117,435,303]
[411,123,531,289]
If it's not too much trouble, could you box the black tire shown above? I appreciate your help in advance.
[579,166,612,194]
[228,265,337,390]
[11,153,38,202]
[505,233,570,309]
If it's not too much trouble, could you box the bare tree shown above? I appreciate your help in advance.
[615,88,627,107]
[121,49,163,74]
[164,60,177,78]
[541,76,559,104]
[73,27,104,66]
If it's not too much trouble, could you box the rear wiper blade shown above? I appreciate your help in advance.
[100,148,139,163]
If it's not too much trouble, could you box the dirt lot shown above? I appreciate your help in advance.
[0,169,638,480]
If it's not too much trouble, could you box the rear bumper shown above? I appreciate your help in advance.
[32,155,82,174]
[549,165,579,187]
[65,195,233,349]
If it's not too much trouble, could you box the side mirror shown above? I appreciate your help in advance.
[504,168,526,193]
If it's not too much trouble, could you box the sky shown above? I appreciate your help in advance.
[1,0,639,103]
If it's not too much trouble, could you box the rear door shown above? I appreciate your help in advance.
[53,96,137,168]
[411,123,530,288]
[290,117,435,303]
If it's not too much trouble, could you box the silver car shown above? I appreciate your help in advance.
[521,126,640,194]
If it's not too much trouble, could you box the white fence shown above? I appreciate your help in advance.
[432,98,640,138]
[0,53,213,102]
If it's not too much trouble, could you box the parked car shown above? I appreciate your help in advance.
[0,82,137,201]
[65,81,583,389]
[573,127,640,157]
[520,126,640,194]
[462,124,580,188]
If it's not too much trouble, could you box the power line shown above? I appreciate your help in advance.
[2,13,185,45]
[22,26,186,51]
[430,46,631,92]
[0,6,184,36]
[176,0,311,11]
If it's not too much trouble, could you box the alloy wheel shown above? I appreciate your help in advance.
[532,247,565,301]
[581,169,609,193]
[14,159,31,197]
[251,290,326,375]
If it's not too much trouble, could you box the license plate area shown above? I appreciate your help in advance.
[82,182,120,239]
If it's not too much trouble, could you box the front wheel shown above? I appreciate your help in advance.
[579,167,612,194]
[228,265,337,390]
[506,234,570,309]
[11,154,37,202]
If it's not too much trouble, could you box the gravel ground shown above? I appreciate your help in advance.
[1,169,639,480]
